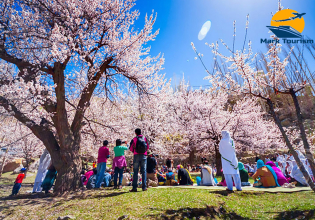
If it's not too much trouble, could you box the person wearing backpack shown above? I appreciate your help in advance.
[129,128,149,192]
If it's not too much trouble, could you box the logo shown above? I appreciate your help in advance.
[261,9,313,44]
[267,9,305,38]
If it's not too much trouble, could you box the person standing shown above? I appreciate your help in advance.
[95,140,110,188]
[166,158,172,169]
[41,164,57,194]
[129,128,149,192]
[10,168,26,196]
[113,139,128,189]
[219,130,242,191]
[33,149,51,193]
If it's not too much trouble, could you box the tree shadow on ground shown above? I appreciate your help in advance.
[146,205,251,220]
[69,191,128,200]
[271,209,315,220]
[208,190,263,197]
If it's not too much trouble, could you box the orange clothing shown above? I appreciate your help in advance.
[252,167,276,187]
[15,173,25,184]
[92,162,96,168]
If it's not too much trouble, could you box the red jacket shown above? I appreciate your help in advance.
[15,173,25,184]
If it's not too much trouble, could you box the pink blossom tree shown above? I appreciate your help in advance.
[168,81,283,174]
[192,9,315,190]
[0,0,163,193]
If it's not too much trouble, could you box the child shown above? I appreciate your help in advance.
[11,168,26,196]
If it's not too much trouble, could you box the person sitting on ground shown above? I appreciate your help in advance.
[165,168,177,186]
[87,168,98,189]
[102,169,112,187]
[252,160,279,188]
[41,164,57,194]
[177,165,193,185]
[157,170,166,185]
[146,151,158,187]
[113,139,128,189]
[84,166,94,186]
[238,162,251,186]
[266,161,288,186]
[200,161,216,186]
[10,168,26,196]
[289,160,309,187]
[191,165,196,172]
[121,168,131,186]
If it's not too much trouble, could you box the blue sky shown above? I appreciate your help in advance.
[133,0,315,88]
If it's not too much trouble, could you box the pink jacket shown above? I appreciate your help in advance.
[97,146,110,163]
[130,135,149,155]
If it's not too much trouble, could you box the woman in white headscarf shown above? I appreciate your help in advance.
[33,149,51,193]
[219,130,242,191]
[290,160,308,186]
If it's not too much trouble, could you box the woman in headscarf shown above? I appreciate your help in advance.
[265,161,288,186]
[252,160,280,188]
[238,162,251,186]
[41,164,57,194]
[289,160,308,186]
[177,165,193,185]
[200,161,216,186]
[33,149,51,193]
[219,130,242,191]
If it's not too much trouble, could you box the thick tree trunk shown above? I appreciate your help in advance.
[189,147,196,165]
[52,147,82,194]
[267,98,315,192]
[215,144,222,176]
[0,149,8,177]
[289,89,315,179]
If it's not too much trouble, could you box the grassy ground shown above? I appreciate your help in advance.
[0,172,314,220]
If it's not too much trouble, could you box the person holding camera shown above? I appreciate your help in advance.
[113,139,128,189]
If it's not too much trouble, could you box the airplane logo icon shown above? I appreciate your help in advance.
[273,13,306,22]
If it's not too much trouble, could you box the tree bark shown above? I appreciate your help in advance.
[267,98,315,191]
[289,89,315,179]
[53,145,82,194]
[0,148,8,177]
[189,146,196,165]
[215,144,222,176]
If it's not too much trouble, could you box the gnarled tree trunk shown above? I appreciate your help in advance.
[53,146,81,194]
[215,144,222,176]
[267,98,315,192]
[289,89,315,179]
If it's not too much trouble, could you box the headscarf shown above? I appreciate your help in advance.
[291,160,308,185]
[296,150,306,160]
[177,165,193,182]
[219,131,238,170]
[256,160,280,186]
[238,162,245,170]
[177,165,183,170]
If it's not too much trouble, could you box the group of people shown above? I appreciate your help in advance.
[9,129,314,196]
[218,131,314,190]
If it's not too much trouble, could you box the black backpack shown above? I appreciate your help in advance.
[135,136,147,154]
